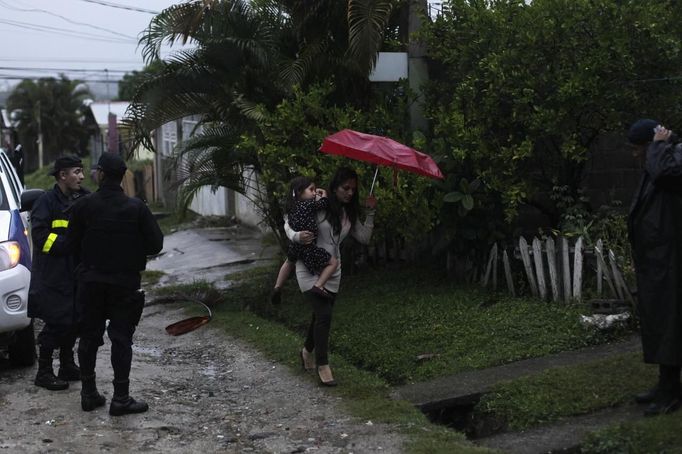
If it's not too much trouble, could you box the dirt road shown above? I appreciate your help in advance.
[0,227,404,453]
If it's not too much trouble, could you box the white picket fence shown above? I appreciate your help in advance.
[481,237,634,305]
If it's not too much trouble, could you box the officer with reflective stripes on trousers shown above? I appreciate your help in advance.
[28,155,89,391]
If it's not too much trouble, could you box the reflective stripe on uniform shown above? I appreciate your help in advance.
[51,219,68,228]
[42,233,58,253]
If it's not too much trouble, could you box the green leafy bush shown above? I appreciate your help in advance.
[244,83,439,250]
[420,0,682,228]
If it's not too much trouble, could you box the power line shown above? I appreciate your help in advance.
[76,0,160,15]
[0,66,132,73]
[0,0,136,39]
[0,27,137,45]
[0,18,136,43]
[0,75,122,83]
[0,57,143,64]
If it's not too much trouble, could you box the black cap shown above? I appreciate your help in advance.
[48,156,83,176]
[96,153,127,176]
[627,119,659,145]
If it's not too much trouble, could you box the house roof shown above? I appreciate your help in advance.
[87,101,131,128]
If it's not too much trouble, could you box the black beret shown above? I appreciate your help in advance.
[627,119,659,145]
[48,156,83,176]
[96,152,127,176]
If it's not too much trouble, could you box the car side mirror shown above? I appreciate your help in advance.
[20,189,44,212]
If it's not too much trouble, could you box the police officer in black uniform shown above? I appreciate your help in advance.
[67,152,163,415]
[28,156,89,390]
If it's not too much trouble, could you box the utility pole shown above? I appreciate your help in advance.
[36,100,43,168]
[408,0,430,133]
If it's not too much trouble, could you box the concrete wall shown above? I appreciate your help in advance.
[189,186,229,216]
[234,167,265,230]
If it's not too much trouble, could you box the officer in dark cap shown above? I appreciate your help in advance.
[66,152,163,415]
[28,155,89,390]
[627,119,682,415]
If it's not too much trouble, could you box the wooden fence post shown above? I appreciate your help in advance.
[502,249,516,296]
[532,237,547,300]
[594,241,618,298]
[503,249,515,297]
[572,236,584,301]
[519,237,538,297]
[546,237,560,302]
[561,236,571,303]
[608,249,634,305]
[595,239,603,296]
[482,243,497,288]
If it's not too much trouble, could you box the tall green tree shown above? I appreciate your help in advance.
[117,60,165,101]
[422,0,682,226]
[127,0,409,231]
[7,76,91,169]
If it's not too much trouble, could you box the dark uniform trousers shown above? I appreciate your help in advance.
[77,282,144,383]
[37,324,78,352]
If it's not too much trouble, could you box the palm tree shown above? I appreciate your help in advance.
[127,0,406,234]
[7,76,91,169]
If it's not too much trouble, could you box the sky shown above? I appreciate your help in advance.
[0,0,446,98]
[0,0,185,95]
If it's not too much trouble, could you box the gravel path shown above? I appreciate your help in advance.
[0,306,404,453]
[0,227,405,453]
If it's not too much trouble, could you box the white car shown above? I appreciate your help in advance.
[0,148,43,366]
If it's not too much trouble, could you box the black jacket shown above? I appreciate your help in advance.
[67,183,164,289]
[628,140,682,366]
[27,184,89,324]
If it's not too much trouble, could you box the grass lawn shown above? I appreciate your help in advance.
[223,263,629,386]
[582,410,682,453]
[474,352,657,430]
[157,262,641,453]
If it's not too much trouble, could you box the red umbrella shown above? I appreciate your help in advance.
[320,129,444,194]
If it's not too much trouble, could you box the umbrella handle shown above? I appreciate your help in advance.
[369,166,379,196]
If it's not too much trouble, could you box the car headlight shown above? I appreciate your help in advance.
[0,241,20,271]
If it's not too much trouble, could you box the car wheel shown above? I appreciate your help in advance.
[8,319,36,367]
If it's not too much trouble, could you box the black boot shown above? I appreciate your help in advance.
[109,379,148,416]
[34,349,68,391]
[644,365,682,416]
[634,386,658,404]
[57,348,81,381]
[80,374,106,412]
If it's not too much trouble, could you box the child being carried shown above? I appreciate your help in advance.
[272,176,338,301]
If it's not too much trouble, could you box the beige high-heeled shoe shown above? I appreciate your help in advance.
[299,348,316,371]
[317,365,337,387]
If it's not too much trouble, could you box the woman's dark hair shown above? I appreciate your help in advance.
[326,167,359,235]
[285,175,313,214]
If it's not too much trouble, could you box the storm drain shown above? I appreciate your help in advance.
[417,393,508,439]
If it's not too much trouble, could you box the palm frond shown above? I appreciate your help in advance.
[233,96,268,122]
[279,40,328,87]
[347,0,393,75]
[168,124,257,211]
[140,1,209,63]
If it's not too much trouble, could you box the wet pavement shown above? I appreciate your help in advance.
[0,226,405,453]
[147,225,281,288]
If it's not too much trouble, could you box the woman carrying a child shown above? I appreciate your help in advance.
[281,167,377,386]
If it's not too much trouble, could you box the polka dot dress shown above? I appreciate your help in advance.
[286,198,332,274]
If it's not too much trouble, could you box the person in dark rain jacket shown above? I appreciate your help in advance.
[28,156,88,391]
[67,152,163,416]
[627,119,682,416]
